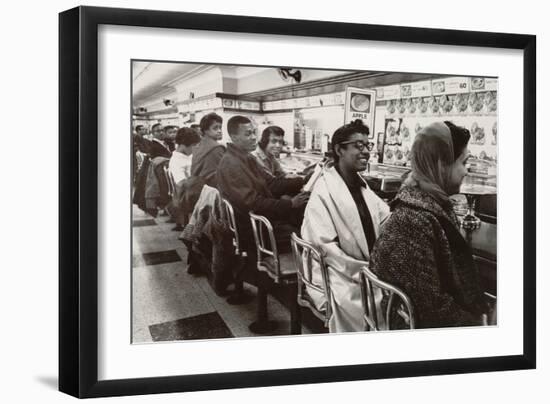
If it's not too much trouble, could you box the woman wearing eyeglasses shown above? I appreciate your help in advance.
[301,119,390,333]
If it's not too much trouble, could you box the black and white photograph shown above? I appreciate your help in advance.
[2,0,546,400]
[131,61,498,343]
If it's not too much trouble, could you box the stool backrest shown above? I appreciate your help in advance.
[359,266,415,330]
[221,198,245,257]
[249,212,279,275]
[136,151,146,171]
[290,232,332,327]
[163,166,177,199]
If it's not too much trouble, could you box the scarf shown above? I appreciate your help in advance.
[402,122,454,207]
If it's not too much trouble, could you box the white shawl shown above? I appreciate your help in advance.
[301,165,390,332]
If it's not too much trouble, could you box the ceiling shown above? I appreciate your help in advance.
[132,62,208,106]
[132,63,282,107]
[132,62,447,109]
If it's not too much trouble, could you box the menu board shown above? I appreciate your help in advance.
[379,76,498,167]
[344,86,376,136]
[410,81,432,97]
[262,91,345,112]
[376,85,400,101]
[431,77,470,95]
[470,77,498,92]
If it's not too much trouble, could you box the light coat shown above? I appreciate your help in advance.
[301,165,390,332]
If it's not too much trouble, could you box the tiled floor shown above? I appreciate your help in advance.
[132,205,319,343]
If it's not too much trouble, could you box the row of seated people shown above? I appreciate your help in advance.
[132,114,313,329]
[133,122,187,218]
[134,114,496,335]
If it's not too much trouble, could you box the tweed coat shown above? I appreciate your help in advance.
[369,186,487,329]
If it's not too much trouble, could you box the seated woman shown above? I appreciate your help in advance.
[370,121,488,329]
[191,112,225,188]
[252,126,287,179]
[169,127,201,231]
[301,119,390,333]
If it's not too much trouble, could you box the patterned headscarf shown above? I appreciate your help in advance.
[403,122,455,206]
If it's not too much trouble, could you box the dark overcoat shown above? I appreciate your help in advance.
[370,186,487,328]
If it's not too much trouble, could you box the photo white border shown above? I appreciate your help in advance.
[98,24,524,381]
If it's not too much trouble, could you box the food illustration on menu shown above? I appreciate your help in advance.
[397,99,407,114]
[469,93,484,112]
[406,98,416,113]
[429,96,440,113]
[454,93,468,112]
[418,97,428,113]
[401,124,410,141]
[485,91,497,112]
[432,80,445,94]
[386,124,398,145]
[386,100,396,114]
[440,95,454,112]
[404,146,411,161]
[350,93,371,112]
[471,77,485,91]
[394,147,404,162]
[471,122,486,145]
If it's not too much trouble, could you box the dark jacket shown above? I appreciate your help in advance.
[191,136,225,188]
[180,186,234,294]
[216,143,303,250]
[133,155,151,214]
[370,186,486,329]
[145,157,170,211]
[138,138,172,159]
[173,176,205,227]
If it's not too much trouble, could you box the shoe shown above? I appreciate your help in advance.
[172,225,183,231]
[187,263,201,275]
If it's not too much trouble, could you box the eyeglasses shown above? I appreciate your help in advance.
[338,140,370,152]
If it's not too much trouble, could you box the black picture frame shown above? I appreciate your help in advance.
[59,6,536,398]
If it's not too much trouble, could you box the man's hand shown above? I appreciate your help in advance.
[290,192,310,208]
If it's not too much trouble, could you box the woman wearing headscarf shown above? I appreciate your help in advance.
[370,121,487,329]
[301,120,390,333]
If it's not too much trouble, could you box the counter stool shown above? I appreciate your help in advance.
[221,198,254,305]
[249,213,299,334]
[359,266,415,331]
[163,166,176,200]
[162,166,180,226]
[290,232,332,330]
